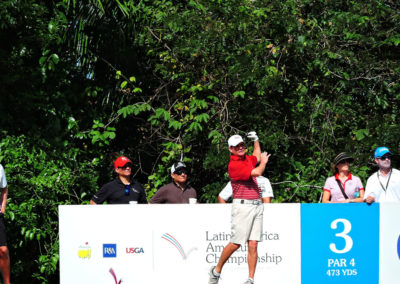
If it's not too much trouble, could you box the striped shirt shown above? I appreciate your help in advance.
[231,177,261,200]
[228,155,261,200]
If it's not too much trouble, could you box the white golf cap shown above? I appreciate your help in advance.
[228,135,244,147]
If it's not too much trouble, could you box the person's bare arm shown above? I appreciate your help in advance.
[251,152,270,177]
[262,197,271,203]
[0,187,7,213]
[252,141,261,163]
[218,196,227,203]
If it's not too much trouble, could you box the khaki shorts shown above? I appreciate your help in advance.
[230,199,264,246]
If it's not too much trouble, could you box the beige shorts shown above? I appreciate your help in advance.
[230,199,264,246]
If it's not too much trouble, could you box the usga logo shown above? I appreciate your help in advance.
[126,247,144,254]
[78,242,91,259]
[103,244,117,258]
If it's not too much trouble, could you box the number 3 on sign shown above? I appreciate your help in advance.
[329,218,353,254]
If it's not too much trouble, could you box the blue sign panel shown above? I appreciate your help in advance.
[103,243,117,258]
[301,203,379,284]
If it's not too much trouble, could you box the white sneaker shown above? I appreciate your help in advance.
[243,279,254,284]
[208,266,220,284]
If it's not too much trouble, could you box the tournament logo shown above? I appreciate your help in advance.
[78,242,91,259]
[126,247,144,254]
[103,244,117,258]
[109,268,122,284]
[161,233,197,260]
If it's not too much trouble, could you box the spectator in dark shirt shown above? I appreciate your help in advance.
[149,162,197,204]
[90,156,147,204]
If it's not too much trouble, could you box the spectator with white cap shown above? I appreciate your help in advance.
[149,161,197,204]
[90,156,147,204]
[364,146,400,203]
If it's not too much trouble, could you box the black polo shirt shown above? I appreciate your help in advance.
[91,177,147,204]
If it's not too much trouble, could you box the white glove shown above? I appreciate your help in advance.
[247,131,259,141]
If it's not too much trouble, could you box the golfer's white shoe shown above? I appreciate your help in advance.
[208,266,220,284]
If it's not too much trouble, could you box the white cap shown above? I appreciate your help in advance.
[228,135,244,147]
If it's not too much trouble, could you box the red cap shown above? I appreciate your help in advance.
[114,156,132,169]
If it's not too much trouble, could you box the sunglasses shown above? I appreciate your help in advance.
[174,169,188,175]
[233,143,246,149]
[119,163,133,170]
[379,156,392,161]
[125,185,130,196]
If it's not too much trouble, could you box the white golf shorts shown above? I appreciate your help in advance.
[230,199,264,246]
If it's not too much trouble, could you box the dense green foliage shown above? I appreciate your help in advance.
[0,135,97,282]
[1,0,400,282]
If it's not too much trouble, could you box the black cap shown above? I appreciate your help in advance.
[333,152,354,165]
[171,162,187,174]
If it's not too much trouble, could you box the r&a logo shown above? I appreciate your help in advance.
[126,247,144,254]
[103,244,117,258]
[78,242,91,259]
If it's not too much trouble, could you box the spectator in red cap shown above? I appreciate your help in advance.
[90,156,147,204]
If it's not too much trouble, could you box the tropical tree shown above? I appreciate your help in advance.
[1,0,400,281]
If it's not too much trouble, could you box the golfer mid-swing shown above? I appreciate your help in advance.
[208,132,270,284]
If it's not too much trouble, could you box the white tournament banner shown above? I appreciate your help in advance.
[379,203,400,284]
[59,204,301,284]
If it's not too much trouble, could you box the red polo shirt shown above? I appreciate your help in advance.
[228,155,261,200]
